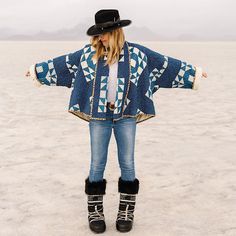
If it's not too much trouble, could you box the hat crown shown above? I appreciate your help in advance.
[95,9,120,25]
[86,9,131,36]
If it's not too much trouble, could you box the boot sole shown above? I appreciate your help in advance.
[116,222,132,232]
[89,225,106,234]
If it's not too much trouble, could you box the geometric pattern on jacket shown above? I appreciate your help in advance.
[34,40,198,124]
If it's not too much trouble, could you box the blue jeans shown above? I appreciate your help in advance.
[88,104,137,182]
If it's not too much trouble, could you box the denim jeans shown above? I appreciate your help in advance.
[88,104,137,182]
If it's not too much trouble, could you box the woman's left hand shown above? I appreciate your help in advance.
[202,71,208,78]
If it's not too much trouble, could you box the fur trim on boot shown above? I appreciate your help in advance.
[118,177,139,194]
[85,177,107,195]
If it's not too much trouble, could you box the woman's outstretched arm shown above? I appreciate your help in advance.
[143,46,207,94]
[25,49,83,88]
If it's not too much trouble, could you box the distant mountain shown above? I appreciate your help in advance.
[0,24,162,41]
[0,27,23,39]
[0,24,88,41]
[0,24,235,41]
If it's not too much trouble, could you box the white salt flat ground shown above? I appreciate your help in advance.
[0,41,236,236]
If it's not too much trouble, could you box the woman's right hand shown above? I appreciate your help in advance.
[25,69,31,78]
[25,65,42,87]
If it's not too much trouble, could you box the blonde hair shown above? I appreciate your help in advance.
[90,27,125,66]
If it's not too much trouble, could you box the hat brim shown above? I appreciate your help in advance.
[86,19,132,36]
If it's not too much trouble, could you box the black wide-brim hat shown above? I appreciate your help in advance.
[86,9,132,36]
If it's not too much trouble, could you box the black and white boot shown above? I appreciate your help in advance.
[85,177,107,234]
[116,177,139,232]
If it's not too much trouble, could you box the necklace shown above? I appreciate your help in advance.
[104,47,109,55]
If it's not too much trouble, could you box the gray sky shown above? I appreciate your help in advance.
[1,0,235,37]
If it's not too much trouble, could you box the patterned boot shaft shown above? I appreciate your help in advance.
[116,193,137,232]
[87,194,106,233]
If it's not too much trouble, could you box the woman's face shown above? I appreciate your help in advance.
[98,32,110,48]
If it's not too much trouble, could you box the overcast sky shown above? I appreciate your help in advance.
[1,0,235,37]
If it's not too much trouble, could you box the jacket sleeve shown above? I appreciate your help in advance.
[31,49,83,88]
[144,46,202,94]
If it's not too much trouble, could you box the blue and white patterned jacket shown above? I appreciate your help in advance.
[29,41,202,124]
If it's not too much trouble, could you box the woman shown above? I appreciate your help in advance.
[25,9,207,234]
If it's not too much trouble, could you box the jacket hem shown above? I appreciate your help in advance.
[68,110,155,124]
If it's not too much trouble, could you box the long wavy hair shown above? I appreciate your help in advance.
[90,27,125,66]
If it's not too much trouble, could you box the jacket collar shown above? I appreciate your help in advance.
[81,41,131,119]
